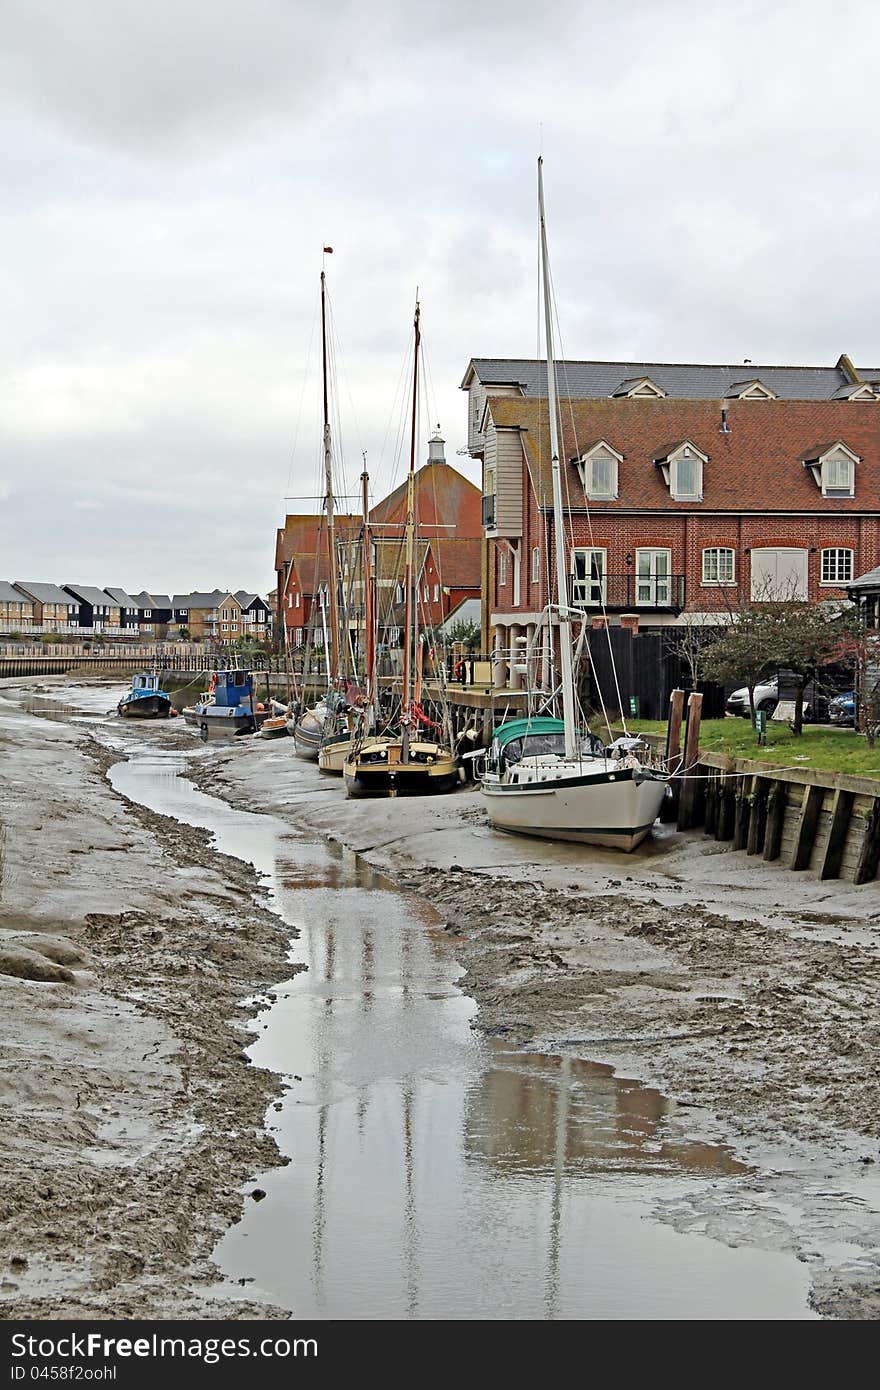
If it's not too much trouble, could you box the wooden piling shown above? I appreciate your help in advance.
[818,789,854,881]
[790,784,824,871]
[704,770,719,836]
[747,777,770,855]
[716,773,736,840]
[675,692,703,831]
[733,776,753,851]
[763,780,788,861]
[854,797,880,885]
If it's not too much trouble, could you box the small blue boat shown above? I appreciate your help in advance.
[183,669,266,736]
[117,672,172,719]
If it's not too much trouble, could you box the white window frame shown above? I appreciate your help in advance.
[634,548,672,606]
[702,546,736,585]
[578,441,622,500]
[296,591,301,608]
[499,549,508,586]
[670,449,703,501]
[820,548,853,585]
[531,546,541,584]
[571,547,606,607]
[433,584,439,602]
[821,452,855,497]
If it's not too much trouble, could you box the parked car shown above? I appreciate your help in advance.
[725,677,779,718]
[828,691,855,726]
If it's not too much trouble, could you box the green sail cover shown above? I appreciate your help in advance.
[492,717,566,748]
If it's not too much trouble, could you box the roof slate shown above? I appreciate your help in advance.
[466,357,879,401]
[0,581,30,604]
[13,582,76,605]
[485,395,880,512]
[104,587,138,608]
[64,585,119,607]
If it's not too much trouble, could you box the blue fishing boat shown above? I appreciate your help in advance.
[117,672,173,719]
[183,669,266,736]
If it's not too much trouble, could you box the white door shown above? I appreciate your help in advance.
[572,548,606,606]
[635,548,671,606]
[750,548,808,600]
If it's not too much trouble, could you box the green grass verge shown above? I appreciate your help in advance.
[600,717,880,777]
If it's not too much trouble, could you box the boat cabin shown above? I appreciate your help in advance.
[488,716,606,774]
[132,673,161,694]
[210,669,255,708]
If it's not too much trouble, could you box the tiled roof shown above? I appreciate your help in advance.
[64,585,119,607]
[171,590,225,609]
[465,357,879,401]
[104,587,138,608]
[485,395,880,512]
[370,462,481,536]
[849,565,880,590]
[0,581,30,604]
[13,582,75,604]
[130,592,172,609]
[428,537,482,589]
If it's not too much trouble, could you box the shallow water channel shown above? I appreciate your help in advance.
[21,685,818,1318]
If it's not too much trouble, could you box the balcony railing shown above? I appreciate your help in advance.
[482,494,496,528]
[572,573,686,612]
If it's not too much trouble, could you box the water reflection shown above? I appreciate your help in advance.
[16,684,814,1320]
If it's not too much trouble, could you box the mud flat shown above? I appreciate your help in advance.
[0,688,292,1319]
[195,736,880,1320]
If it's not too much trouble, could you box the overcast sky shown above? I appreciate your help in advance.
[1,0,878,596]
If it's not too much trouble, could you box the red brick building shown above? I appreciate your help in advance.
[463,357,880,689]
[274,431,481,650]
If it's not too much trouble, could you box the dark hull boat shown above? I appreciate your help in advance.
[118,674,172,719]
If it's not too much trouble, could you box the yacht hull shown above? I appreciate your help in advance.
[481,765,668,851]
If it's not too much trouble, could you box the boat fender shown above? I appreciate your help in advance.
[208,672,217,694]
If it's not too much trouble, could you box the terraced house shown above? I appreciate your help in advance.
[13,582,81,634]
[0,582,34,634]
[462,354,880,687]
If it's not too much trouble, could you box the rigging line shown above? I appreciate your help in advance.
[285,292,320,499]
[378,331,415,499]
[548,259,628,736]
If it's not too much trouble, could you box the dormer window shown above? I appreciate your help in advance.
[802,441,858,497]
[725,379,777,400]
[832,383,877,401]
[611,376,666,399]
[576,441,623,499]
[654,441,707,501]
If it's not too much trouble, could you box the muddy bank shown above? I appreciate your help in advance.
[193,736,880,1320]
[0,691,294,1319]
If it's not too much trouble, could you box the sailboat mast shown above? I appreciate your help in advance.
[401,299,420,754]
[321,269,341,686]
[361,465,376,718]
[538,157,578,760]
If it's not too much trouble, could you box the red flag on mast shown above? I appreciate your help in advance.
[323,246,333,253]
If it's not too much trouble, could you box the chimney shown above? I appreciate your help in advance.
[428,425,446,465]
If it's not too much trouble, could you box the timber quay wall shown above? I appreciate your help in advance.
[677,754,880,887]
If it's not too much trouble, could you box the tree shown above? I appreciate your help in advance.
[701,604,780,728]
[445,618,481,651]
[773,599,859,735]
[664,613,714,689]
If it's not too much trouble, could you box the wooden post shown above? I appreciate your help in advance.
[790,784,824,871]
[733,775,753,851]
[676,692,703,831]
[819,788,854,881]
[854,797,880,885]
[716,773,736,840]
[747,777,770,855]
[665,689,685,822]
[763,780,788,861]
[704,770,718,837]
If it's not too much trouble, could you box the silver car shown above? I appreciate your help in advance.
[725,677,779,718]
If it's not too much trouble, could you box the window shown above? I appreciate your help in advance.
[822,454,855,497]
[821,548,853,584]
[751,548,808,601]
[585,453,616,498]
[423,585,429,601]
[531,546,541,584]
[671,452,701,499]
[484,463,496,495]
[499,550,508,585]
[702,547,735,585]
[433,584,439,602]
[296,592,301,608]
[571,548,606,605]
[635,549,671,606]
[144,609,151,618]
